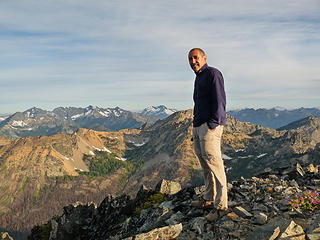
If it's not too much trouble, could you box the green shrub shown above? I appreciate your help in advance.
[134,193,167,214]
[39,220,52,240]
[81,151,143,178]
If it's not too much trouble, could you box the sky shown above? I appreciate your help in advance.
[0,0,319,114]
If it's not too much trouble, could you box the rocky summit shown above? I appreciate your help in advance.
[28,163,320,240]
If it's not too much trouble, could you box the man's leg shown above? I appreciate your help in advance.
[192,126,214,208]
[198,124,228,210]
[193,125,211,201]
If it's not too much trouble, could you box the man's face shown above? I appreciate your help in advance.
[188,50,207,73]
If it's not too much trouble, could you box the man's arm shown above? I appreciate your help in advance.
[207,70,226,130]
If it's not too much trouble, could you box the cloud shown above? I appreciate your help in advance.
[0,0,319,112]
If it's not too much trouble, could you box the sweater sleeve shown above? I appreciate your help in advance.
[207,69,226,129]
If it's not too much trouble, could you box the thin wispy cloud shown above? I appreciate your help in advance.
[0,0,319,113]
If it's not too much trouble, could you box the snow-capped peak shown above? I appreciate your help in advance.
[0,116,9,122]
[141,105,177,119]
[70,106,125,120]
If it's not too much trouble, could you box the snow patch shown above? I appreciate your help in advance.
[235,149,245,152]
[133,142,146,147]
[164,109,176,115]
[0,116,8,122]
[145,106,156,112]
[108,136,118,139]
[93,146,103,151]
[11,120,27,127]
[113,110,121,117]
[256,153,267,159]
[93,146,112,153]
[116,157,127,161]
[85,109,93,116]
[128,139,147,147]
[25,109,37,118]
[222,154,232,160]
[238,155,253,159]
[141,105,177,117]
[103,147,112,153]
[71,113,82,120]
[71,109,94,120]
[99,110,111,117]
[74,167,83,171]
[26,111,34,118]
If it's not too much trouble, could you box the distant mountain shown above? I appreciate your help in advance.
[0,107,77,139]
[278,115,320,131]
[53,105,158,131]
[140,105,177,119]
[0,106,158,139]
[0,115,9,123]
[228,107,320,129]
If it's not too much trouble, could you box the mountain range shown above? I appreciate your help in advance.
[0,105,176,139]
[0,109,319,239]
[228,107,320,129]
[1,106,319,140]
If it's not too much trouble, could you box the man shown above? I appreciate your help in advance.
[188,48,228,221]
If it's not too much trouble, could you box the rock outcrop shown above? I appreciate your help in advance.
[0,232,13,240]
[29,162,320,240]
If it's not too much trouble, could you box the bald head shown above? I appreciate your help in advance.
[189,48,206,57]
[188,48,207,73]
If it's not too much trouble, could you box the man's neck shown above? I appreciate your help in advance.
[196,63,207,75]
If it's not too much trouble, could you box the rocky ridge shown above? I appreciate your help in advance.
[0,137,11,148]
[0,115,9,123]
[0,128,140,234]
[28,163,320,240]
[228,107,320,129]
[0,107,77,139]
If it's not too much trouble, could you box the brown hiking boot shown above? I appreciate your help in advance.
[205,208,229,222]
[191,198,215,209]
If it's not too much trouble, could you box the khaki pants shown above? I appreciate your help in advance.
[193,123,228,210]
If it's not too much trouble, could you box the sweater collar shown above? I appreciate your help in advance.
[196,64,208,76]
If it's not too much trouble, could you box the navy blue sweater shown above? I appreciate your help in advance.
[193,64,226,129]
